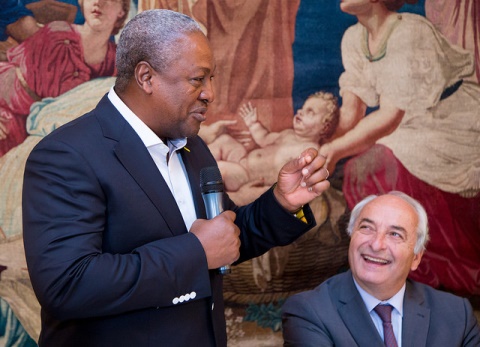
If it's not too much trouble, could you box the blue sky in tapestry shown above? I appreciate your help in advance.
[292,0,426,111]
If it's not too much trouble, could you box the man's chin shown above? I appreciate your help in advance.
[184,127,201,139]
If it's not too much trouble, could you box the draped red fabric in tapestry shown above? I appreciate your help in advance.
[0,21,116,156]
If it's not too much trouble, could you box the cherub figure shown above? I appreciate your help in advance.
[208,91,339,192]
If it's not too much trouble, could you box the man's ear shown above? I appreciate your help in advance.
[134,61,154,94]
[410,250,424,272]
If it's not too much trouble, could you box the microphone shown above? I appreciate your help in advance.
[199,166,231,275]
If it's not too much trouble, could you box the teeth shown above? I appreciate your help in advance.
[364,255,388,264]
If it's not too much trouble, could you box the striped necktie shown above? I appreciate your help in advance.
[374,304,398,347]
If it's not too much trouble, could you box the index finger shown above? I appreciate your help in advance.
[298,147,318,167]
[300,149,327,178]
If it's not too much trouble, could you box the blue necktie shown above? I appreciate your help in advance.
[374,304,398,347]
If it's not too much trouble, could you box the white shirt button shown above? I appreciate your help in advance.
[211,303,214,310]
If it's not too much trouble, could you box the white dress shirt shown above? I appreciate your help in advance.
[354,279,405,347]
[108,87,197,230]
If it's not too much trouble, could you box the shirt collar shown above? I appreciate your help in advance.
[107,87,187,151]
[353,277,405,317]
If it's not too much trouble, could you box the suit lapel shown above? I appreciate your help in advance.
[336,271,386,347]
[180,143,207,220]
[180,136,220,219]
[95,95,187,236]
[402,281,429,347]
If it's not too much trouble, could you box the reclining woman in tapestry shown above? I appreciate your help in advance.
[0,0,129,157]
[320,0,480,296]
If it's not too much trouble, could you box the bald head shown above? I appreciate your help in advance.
[347,191,429,254]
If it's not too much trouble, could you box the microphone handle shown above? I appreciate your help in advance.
[218,264,231,275]
[201,192,231,275]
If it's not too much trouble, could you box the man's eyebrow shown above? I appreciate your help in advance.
[358,217,374,224]
[357,218,407,233]
[197,64,216,74]
[390,225,407,234]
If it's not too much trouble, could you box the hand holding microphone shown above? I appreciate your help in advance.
[192,166,239,275]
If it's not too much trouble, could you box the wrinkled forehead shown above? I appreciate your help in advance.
[359,196,419,235]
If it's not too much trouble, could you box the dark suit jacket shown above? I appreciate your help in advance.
[22,94,315,347]
[282,270,480,346]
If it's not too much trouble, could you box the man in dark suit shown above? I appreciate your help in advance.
[282,191,480,346]
[21,9,331,347]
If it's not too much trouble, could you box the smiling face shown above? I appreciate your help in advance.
[145,32,216,140]
[348,195,424,300]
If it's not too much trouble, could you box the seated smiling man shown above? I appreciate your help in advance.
[282,191,480,347]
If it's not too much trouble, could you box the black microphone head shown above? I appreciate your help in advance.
[200,166,224,194]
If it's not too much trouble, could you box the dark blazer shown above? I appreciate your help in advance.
[282,270,480,346]
[22,94,315,347]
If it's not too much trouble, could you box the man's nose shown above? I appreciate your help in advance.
[369,232,387,250]
[199,79,214,104]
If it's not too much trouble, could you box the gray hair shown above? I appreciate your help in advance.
[346,191,429,254]
[115,9,203,92]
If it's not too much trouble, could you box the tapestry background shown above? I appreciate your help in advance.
[0,0,479,346]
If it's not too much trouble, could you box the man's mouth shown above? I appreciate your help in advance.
[191,108,207,122]
[363,255,390,265]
